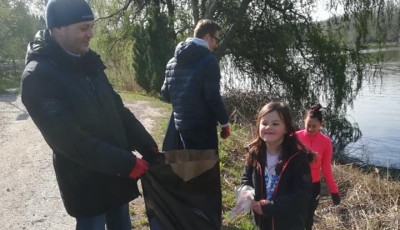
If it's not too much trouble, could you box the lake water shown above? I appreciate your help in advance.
[221,50,400,168]
[346,58,400,168]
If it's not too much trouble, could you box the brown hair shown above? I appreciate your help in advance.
[193,19,221,39]
[245,102,314,174]
[305,104,323,122]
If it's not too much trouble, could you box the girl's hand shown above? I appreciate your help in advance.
[251,200,263,215]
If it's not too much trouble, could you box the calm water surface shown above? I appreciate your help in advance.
[346,60,400,168]
[222,50,400,168]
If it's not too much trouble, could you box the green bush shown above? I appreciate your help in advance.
[132,4,175,94]
[0,75,20,94]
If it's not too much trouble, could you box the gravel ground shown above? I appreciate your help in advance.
[0,93,165,230]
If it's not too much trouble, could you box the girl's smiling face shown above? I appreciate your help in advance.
[259,111,287,147]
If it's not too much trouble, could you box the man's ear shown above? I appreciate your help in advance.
[203,33,211,42]
[50,27,65,42]
[50,27,61,36]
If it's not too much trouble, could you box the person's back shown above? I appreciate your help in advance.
[162,19,229,150]
[164,38,221,130]
[152,19,229,230]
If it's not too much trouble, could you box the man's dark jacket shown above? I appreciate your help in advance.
[21,30,157,218]
[241,136,312,230]
[161,39,229,131]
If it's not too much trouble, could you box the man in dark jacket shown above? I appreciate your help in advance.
[20,0,158,229]
[151,19,229,230]
[161,19,230,151]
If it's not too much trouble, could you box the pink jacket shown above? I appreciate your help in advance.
[296,130,339,194]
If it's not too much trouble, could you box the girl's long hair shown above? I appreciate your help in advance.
[245,102,315,174]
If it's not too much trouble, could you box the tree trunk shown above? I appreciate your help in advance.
[12,59,16,75]
[165,0,175,18]
[191,0,199,25]
[0,64,3,80]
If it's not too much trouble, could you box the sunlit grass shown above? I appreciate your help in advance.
[120,92,171,148]
[120,91,171,109]
[219,124,257,229]
[0,75,20,94]
[315,163,400,229]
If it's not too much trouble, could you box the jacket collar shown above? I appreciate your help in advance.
[302,130,321,139]
[185,37,210,50]
[26,30,105,73]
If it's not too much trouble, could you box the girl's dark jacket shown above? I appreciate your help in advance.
[21,30,157,218]
[241,137,312,230]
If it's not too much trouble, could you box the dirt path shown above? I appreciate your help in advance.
[0,93,167,230]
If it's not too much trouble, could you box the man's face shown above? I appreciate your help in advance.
[56,21,94,54]
[208,31,220,52]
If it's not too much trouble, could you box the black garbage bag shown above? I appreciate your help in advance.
[141,149,221,230]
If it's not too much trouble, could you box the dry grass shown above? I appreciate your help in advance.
[220,124,400,230]
[222,91,400,230]
[219,121,400,230]
[315,163,400,230]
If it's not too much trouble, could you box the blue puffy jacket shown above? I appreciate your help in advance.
[161,38,229,131]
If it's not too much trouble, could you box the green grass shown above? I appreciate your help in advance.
[120,91,171,110]
[0,75,20,94]
[381,49,400,62]
[219,124,257,229]
[120,91,172,148]
[365,42,400,49]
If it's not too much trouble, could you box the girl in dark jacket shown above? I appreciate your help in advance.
[241,102,315,230]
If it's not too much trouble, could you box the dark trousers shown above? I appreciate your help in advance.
[305,182,321,230]
[179,125,218,150]
[75,203,131,230]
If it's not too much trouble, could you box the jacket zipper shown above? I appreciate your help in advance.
[85,74,120,145]
[85,76,95,91]
[256,161,264,227]
[270,151,300,230]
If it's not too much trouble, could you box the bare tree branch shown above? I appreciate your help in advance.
[95,0,135,22]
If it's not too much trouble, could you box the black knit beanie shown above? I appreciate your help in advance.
[45,0,94,29]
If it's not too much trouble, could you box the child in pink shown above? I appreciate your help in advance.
[296,104,340,230]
